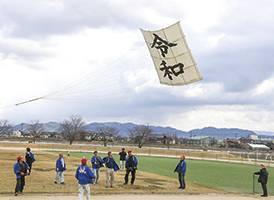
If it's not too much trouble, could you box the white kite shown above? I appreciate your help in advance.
[140,22,202,86]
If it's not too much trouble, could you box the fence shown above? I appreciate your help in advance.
[1,141,274,167]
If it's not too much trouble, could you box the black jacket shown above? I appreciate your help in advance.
[25,153,32,165]
[119,151,127,161]
[254,168,269,184]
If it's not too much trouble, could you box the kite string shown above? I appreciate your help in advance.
[45,42,146,95]
[44,83,155,102]
[44,43,147,99]
[44,45,150,100]
[6,42,150,108]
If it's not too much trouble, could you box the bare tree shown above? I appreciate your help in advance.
[163,132,179,149]
[59,116,86,145]
[0,119,13,136]
[128,123,153,148]
[96,125,119,147]
[28,120,45,143]
[163,133,173,150]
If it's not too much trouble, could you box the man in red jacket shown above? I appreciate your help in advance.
[14,156,29,196]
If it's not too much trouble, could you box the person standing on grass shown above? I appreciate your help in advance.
[254,164,269,197]
[103,151,119,188]
[119,148,127,170]
[75,158,95,200]
[14,155,29,196]
[54,153,66,184]
[174,155,187,190]
[91,151,104,184]
[124,150,138,185]
[25,147,35,175]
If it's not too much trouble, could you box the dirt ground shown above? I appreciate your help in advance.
[0,194,272,200]
[0,143,269,199]
[0,147,222,195]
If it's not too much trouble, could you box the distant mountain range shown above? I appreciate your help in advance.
[12,121,274,140]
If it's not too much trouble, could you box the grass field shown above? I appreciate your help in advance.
[0,141,272,195]
[0,147,221,195]
[52,151,274,194]
[0,141,251,162]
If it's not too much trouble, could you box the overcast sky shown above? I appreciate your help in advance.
[1,0,274,133]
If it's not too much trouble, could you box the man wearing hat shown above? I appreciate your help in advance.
[124,150,138,185]
[119,148,127,170]
[103,151,119,188]
[91,151,104,184]
[174,155,187,190]
[75,158,95,200]
[54,153,66,184]
[14,156,30,196]
[254,164,269,197]
[25,147,35,175]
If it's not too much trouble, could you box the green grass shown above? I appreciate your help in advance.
[49,151,274,194]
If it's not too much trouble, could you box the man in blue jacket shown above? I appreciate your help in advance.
[54,153,66,184]
[91,151,104,184]
[14,155,30,196]
[75,158,95,200]
[174,155,187,190]
[103,151,119,188]
[124,150,138,185]
[25,147,35,175]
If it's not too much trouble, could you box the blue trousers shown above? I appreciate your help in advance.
[93,168,100,183]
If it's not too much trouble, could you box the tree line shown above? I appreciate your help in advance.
[0,117,180,148]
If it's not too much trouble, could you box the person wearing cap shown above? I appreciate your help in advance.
[174,155,187,190]
[54,153,66,184]
[103,151,119,188]
[25,147,35,175]
[254,164,269,197]
[75,158,95,200]
[91,151,104,184]
[119,148,127,170]
[14,156,30,196]
[124,150,138,185]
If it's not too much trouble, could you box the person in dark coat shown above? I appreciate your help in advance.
[174,155,187,190]
[123,150,138,185]
[119,148,127,170]
[14,156,30,196]
[25,147,35,175]
[254,164,269,197]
